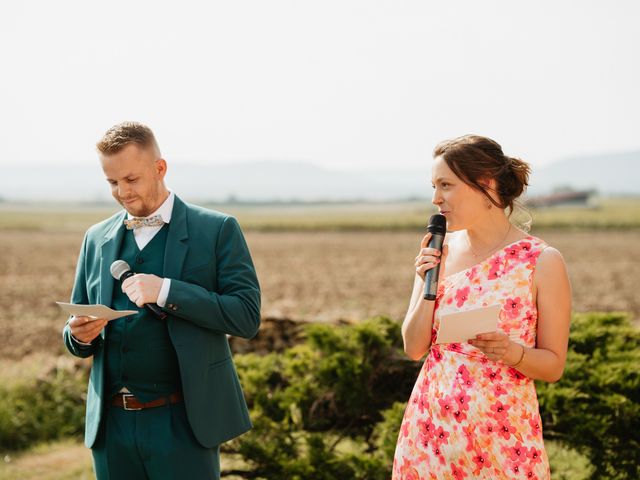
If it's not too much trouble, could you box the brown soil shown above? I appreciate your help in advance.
[1,229,638,360]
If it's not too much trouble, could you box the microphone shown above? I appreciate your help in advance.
[423,214,447,301]
[110,260,168,320]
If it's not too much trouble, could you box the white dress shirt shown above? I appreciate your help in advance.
[126,191,175,307]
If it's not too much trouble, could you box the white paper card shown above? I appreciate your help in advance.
[56,302,138,321]
[435,304,501,344]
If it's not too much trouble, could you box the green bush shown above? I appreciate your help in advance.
[228,317,418,479]
[232,313,639,479]
[0,361,87,450]
[1,313,638,479]
[537,312,640,479]
[371,401,408,463]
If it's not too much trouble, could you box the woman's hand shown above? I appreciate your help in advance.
[402,233,449,360]
[468,331,521,364]
[415,233,448,280]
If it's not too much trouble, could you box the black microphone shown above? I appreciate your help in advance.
[110,260,168,320]
[423,214,447,301]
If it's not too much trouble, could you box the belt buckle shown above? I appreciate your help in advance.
[122,393,142,411]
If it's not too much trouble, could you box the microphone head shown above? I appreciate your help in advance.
[426,213,447,235]
[110,260,131,281]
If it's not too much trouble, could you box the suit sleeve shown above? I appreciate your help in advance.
[164,216,261,338]
[62,233,100,358]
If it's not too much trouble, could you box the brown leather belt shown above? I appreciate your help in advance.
[111,392,183,411]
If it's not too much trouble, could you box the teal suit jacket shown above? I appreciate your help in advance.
[62,196,261,448]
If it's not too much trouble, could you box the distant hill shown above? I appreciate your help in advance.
[0,161,430,202]
[528,151,640,195]
[1,150,638,202]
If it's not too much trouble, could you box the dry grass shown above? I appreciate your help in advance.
[0,440,93,480]
[1,228,638,360]
[0,440,247,480]
[2,197,640,232]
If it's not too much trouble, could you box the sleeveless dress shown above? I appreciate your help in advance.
[392,236,551,480]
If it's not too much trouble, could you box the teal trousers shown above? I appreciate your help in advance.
[92,401,220,480]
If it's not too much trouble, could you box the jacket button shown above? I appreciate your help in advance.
[136,257,144,265]
[171,305,178,311]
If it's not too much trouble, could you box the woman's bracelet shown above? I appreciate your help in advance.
[507,344,526,368]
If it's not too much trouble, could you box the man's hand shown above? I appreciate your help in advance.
[122,273,163,307]
[69,316,108,344]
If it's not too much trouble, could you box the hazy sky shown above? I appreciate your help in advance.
[1,1,638,171]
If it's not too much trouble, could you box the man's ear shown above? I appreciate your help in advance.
[156,158,168,178]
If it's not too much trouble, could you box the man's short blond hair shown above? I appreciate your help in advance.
[96,121,161,156]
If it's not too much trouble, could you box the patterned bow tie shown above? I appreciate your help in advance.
[124,214,165,230]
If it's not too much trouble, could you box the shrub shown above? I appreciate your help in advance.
[1,313,638,480]
[537,312,640,479]
[232,313,639,479]
[0,359,86,450]
[228,317,419,479]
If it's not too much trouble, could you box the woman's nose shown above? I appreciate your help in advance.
[432,189,442,206]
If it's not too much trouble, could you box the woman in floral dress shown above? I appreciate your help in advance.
[393,135,572,480]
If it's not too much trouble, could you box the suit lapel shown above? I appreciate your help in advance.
[164,196,189,279]
[99,211,127,318]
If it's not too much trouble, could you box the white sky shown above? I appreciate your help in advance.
[1,1,638,170]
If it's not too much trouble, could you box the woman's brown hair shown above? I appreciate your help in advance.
[433,134,531,213]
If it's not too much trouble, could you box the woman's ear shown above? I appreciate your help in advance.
[479,177,500,208]
[479,177,497,192]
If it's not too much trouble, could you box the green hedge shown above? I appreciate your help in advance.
[227,317,415,479]
[230,313,639,479]
[1,312,638,479]
[537,312,640,479]
[0,362,87,450]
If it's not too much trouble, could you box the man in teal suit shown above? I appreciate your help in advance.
[62,122,261,479]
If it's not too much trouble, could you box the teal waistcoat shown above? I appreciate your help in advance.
[105,225,181,402]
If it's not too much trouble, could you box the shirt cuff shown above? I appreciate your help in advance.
[157,278,171,307]
[71,334,93,346]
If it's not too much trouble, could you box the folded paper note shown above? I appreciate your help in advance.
[56,302,138,321]
[435,304,501,344]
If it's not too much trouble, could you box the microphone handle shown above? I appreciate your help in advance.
[119,271,168,320]
[145,302,168,321]
[423,232,445,301]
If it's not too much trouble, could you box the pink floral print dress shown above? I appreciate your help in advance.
[393,236,551,480]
